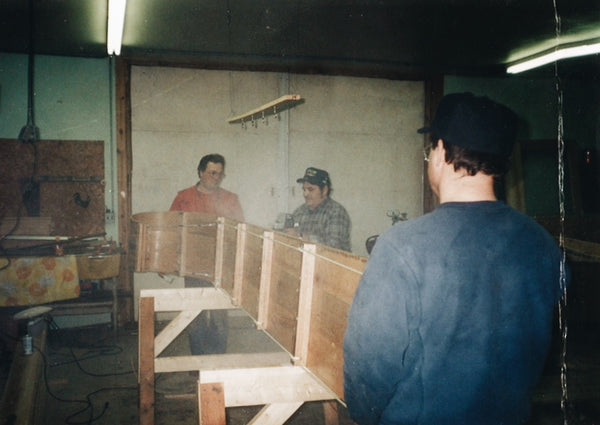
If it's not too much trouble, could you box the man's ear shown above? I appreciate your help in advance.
[431,139,445,166]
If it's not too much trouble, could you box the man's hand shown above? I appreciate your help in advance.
[283,228,301,238]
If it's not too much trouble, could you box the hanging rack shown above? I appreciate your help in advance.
[227,94,303,126]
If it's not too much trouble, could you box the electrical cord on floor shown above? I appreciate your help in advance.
[45,315,132,377]
[67,346,133,377]
[63,385,137,425]
[0,313,137,424]
[35,317,138,424]
[48,345,123,368]
[36,344,103,425]
[36,338,138,425]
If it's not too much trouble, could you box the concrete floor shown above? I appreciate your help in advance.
[21,313,600,425]
[39,312,353,425]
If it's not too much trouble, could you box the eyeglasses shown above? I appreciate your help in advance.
[205,171,225,179]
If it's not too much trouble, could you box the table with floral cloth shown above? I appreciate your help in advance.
[0,256,80,307]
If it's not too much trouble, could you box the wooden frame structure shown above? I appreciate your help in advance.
[134,212,366,424]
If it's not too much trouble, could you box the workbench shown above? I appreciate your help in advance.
[0,247,121,339]
[49,253,120,339]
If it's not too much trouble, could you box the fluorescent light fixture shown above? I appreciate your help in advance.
[507,40,600,74]
[107,0,127,55]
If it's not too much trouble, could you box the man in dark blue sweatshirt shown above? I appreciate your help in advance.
[343,93,567,425]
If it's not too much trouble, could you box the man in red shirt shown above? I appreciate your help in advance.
[170,153,244,221]
[170,153,244,355]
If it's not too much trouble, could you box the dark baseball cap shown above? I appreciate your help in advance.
[418,92,518,157]
[296,167,331,186]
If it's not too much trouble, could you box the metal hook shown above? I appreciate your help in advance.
[74,192,90,208]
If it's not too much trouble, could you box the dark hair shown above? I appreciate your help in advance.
[315,178,332,197]
[198,154,225,172]
[435,138,511,178]
[304,178,333,197]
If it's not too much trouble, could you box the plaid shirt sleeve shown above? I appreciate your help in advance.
[321,202,351,250]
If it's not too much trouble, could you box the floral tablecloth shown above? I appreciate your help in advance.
[0,256,80,306]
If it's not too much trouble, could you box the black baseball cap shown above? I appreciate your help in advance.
[418,92,518,157]
[296,167,331,186]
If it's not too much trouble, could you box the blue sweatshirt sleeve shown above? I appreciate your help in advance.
[343,234,421,425]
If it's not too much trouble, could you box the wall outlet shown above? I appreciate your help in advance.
[105,209,115,224]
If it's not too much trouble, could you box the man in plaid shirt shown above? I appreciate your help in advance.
[288,167,351,251]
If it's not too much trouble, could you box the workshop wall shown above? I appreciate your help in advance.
[130,66,424,255]
[0,53,118,240]
[130,66,423,317]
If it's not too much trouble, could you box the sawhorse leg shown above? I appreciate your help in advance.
[199,382,226,425]
[139,297,155,425]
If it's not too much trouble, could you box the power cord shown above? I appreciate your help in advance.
[37,317,137,424]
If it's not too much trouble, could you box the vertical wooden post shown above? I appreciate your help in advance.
[179,212,188,276]
[115,57,134,324]
[139,296,155,425]
[233,222,247,305]
[199,382,226,425]
[257,231,274,329]
[214,217,225,287]
[323,400,341,425]
[294,243,317,366]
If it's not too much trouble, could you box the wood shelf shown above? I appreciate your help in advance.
[227,94,303,124]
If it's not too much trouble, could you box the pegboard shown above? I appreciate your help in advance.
[0,139,105,237]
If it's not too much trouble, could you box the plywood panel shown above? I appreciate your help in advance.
[132,211,217,278]
[305,245,366,399]
[236,223,266,319]
[0,217,54,250]
[0,139,104,237]
[217,217,238,293]
[133,212,182,275]
[40,181,104,236]
[181,212,217,280]
[266,232,304,354]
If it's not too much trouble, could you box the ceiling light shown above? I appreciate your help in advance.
[507,39,600,74]
[107,0,127,55]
